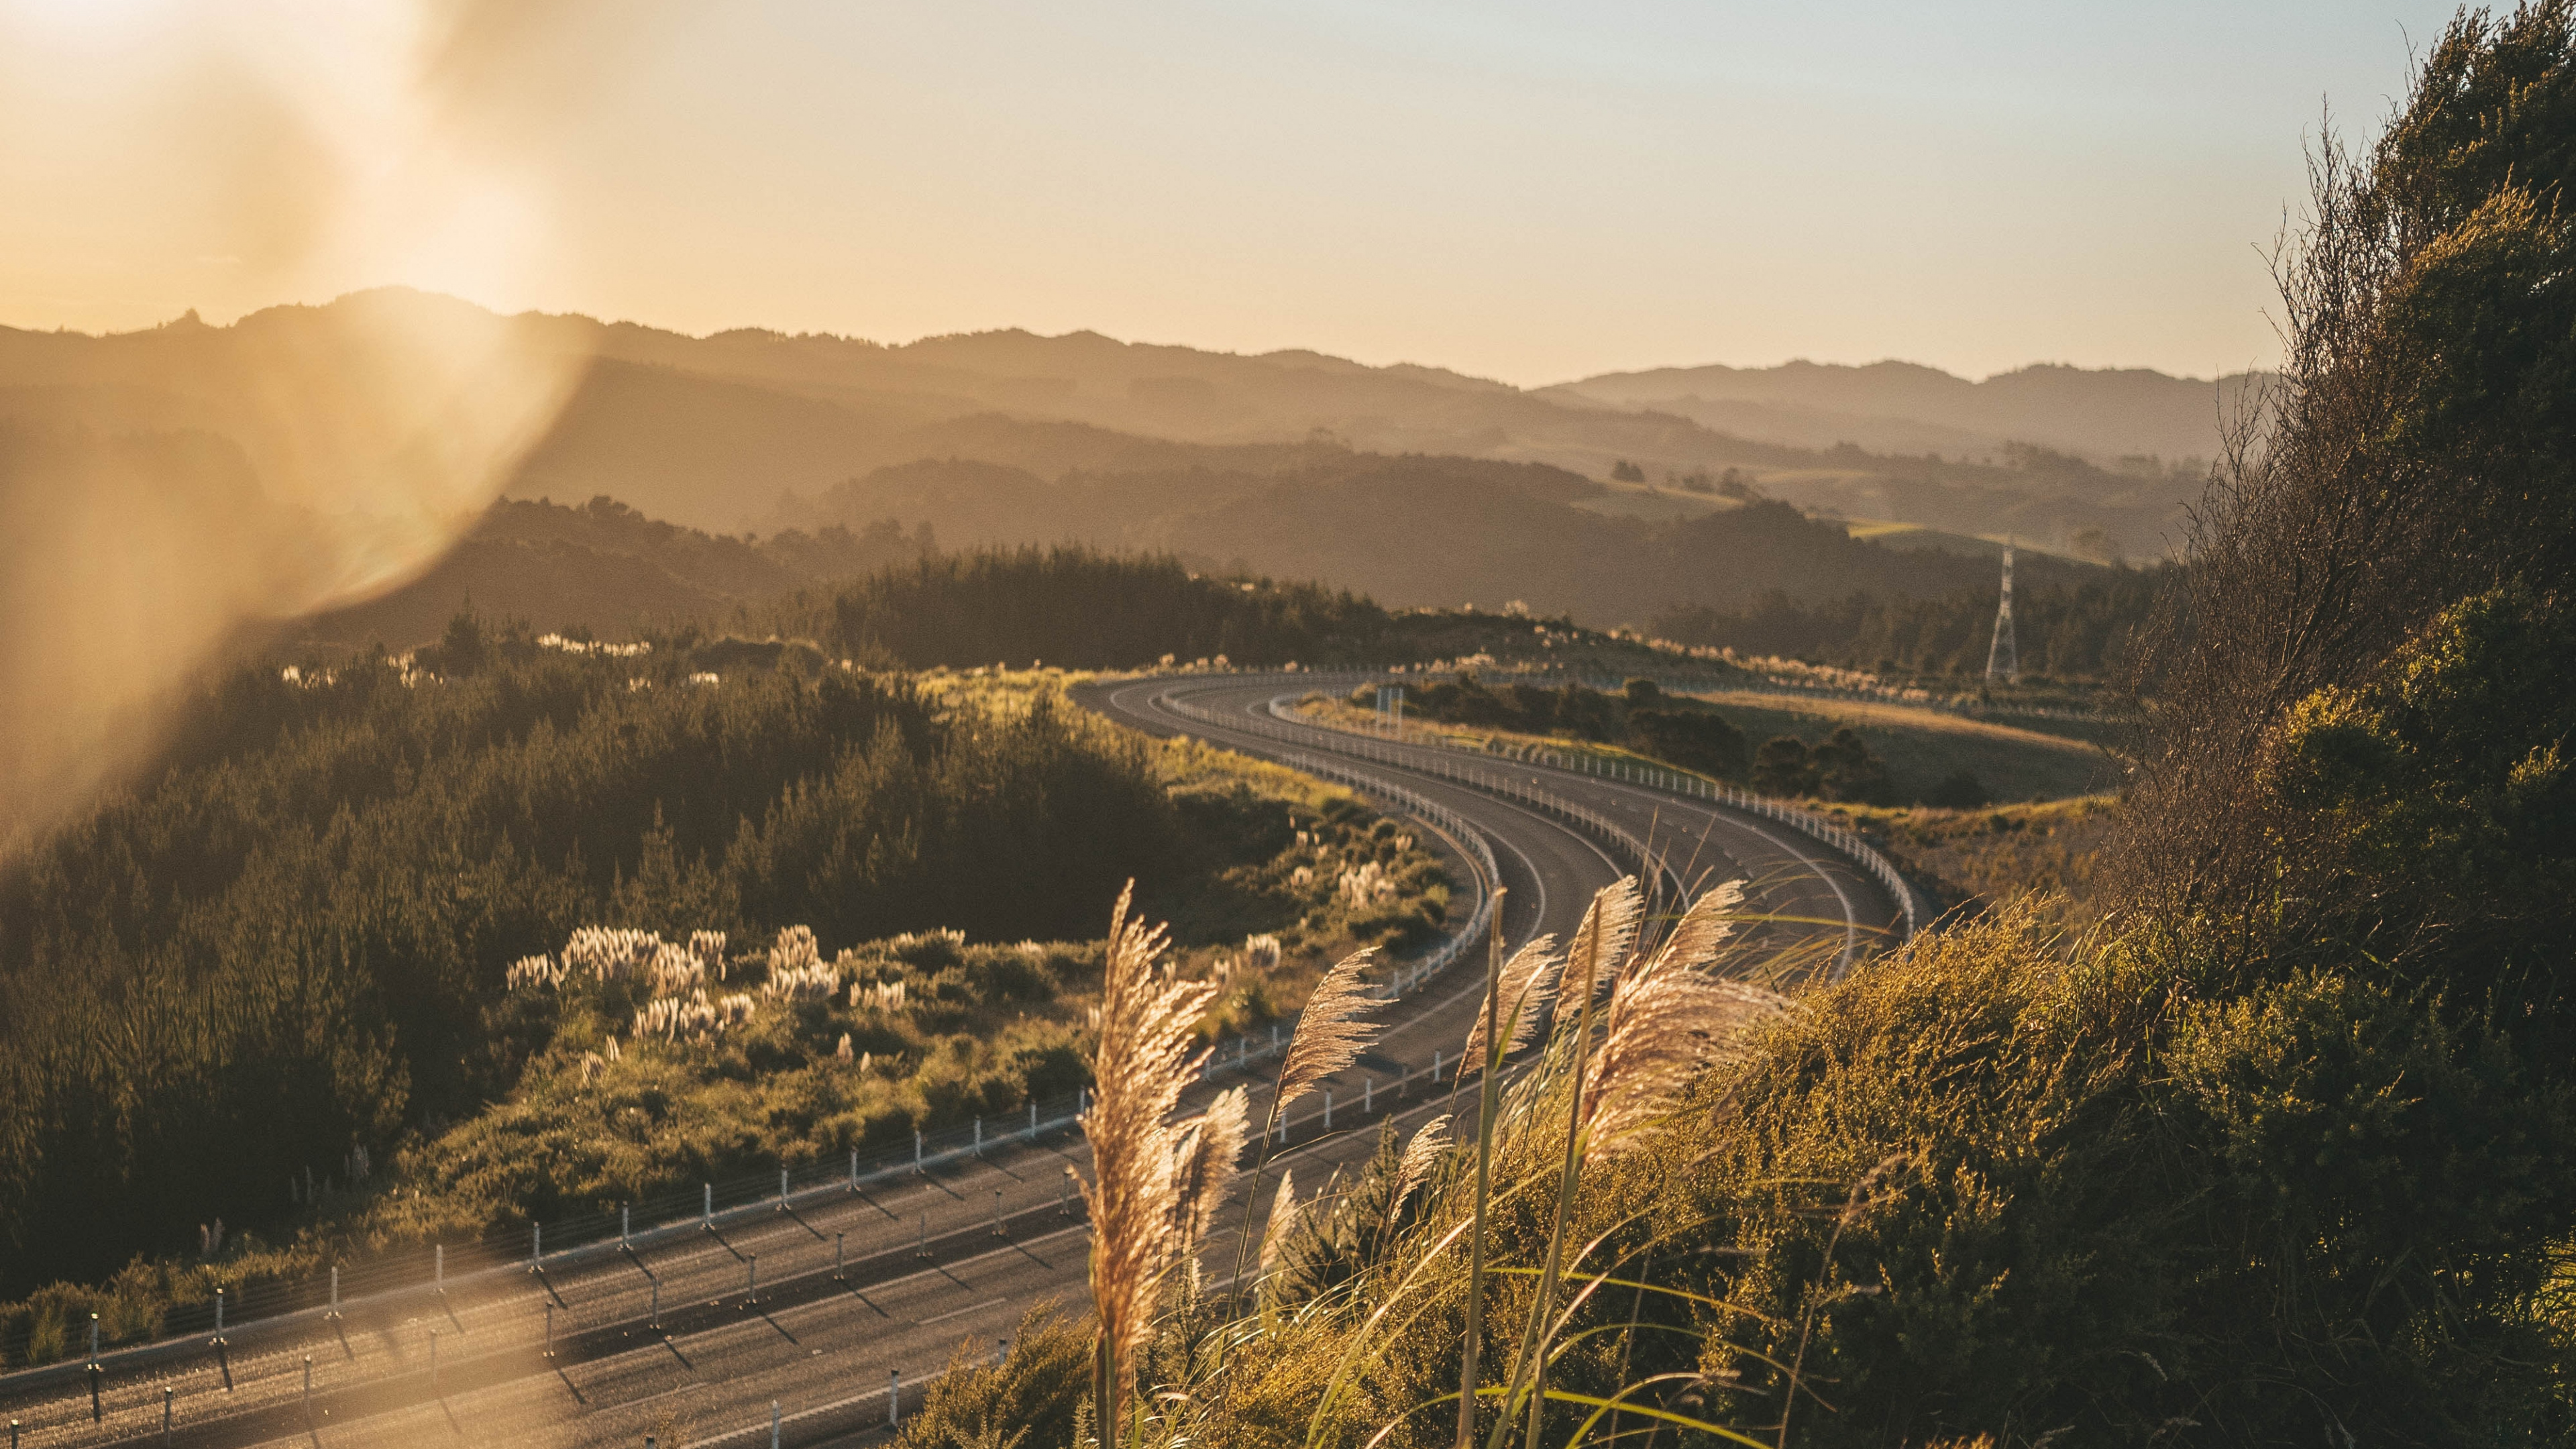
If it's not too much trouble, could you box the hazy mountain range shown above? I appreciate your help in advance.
[0,289,2228,645]
[1546,358,2265,466]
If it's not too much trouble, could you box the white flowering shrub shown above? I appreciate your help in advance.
[563,927,662,983]
[1241,933,1283,973]
[1337,860,1397,906]
[506,955,566,991]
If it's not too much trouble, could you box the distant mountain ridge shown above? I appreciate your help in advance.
[1,290,2220,593]
[1546,358,2269,466]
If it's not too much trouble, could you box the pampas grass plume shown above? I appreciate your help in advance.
[1458,935,1560,1076]
[1258,1167,1297,1279]
[1273,948,1382,1115]
[1174,1085,1251,1249]
[1580,878,1782,1154]
[1393,1113,1451,1212]
[1076,883,1218,1433]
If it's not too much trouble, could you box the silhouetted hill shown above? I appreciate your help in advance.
[769,452,2111,628]
[1,286,2129,643]
[3,291,2227,559]
[288,497,928,652]
[300,468,2116,659]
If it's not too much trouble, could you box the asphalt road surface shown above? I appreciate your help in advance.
[3,672,1899,1449]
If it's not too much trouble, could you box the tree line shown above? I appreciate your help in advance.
[752,545,1397,670]
[1651,566,2169,680]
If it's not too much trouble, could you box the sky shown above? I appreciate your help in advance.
[0,0,2467,387]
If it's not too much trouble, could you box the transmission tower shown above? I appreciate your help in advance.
[1984,541,2019,683]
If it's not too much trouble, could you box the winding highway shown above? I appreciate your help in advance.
[2,673,1902,1449]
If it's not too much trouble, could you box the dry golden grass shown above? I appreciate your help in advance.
[1172,1085,1250,1252]
[1837,795,2118,925]
[1258,1169,1297,1279]
[1393,1116,1451,1215]
[1680,687,2100,750]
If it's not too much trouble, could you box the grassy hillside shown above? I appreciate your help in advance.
[1680,689,2114,802]
[1838,796,2119,923]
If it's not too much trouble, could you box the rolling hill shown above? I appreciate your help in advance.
[3,290,2236,563]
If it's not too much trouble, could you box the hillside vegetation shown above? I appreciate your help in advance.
[1310,673,2104,805]
[770,455,2127,634]
[0,621,1261,1299]
[763,547,1398,672]
[0,666,1453,1364]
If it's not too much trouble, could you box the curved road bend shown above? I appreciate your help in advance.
[1086,674,1902,981]
[10,676,1891,1449]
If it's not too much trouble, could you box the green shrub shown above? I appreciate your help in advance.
[1624,706,1748,779]
[896,1301,1094,1449]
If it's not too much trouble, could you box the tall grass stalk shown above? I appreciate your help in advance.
[1456,896,1509,1449]
[1212,945,1383,1428]
[1092,877,1784,1447]
[1226,947,1382,1297]
[1493,877,1640,1448]
[1077,883,1218,1441]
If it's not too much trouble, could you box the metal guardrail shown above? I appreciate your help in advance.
[7,1027,1508,1438]
[0,1090,1085,1383]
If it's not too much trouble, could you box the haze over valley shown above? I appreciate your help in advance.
[3,288,2215,647]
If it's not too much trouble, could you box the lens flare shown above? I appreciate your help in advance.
[0,1,595,848]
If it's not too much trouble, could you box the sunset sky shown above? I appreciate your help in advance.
[0,0,2459,386]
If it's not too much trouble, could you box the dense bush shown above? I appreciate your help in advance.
[1623,707,1751,779]
[1747,726,1894,804]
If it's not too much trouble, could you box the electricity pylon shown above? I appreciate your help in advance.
[1984,541,2019,683]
